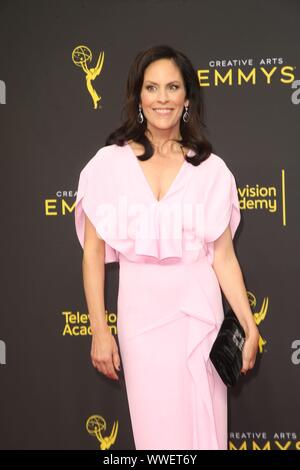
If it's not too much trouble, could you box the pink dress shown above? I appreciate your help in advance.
[74,142,241,450]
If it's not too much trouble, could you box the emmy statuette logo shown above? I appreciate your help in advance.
[248,292,268,353]
[86,415,118,450]
[72,45,104,109]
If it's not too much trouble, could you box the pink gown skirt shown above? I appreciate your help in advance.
[117,252,228,450]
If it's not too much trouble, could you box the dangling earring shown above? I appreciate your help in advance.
[182,105,189,123]
[138,104,144,124]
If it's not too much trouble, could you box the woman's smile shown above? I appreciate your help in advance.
[152,108,174,116]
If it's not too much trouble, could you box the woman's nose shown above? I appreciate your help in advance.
[157,88,169,102]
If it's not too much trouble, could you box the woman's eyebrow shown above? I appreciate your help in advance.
[145,80,181,85]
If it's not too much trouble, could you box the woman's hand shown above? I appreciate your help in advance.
[241,327,260,375]
[91,330,121,381]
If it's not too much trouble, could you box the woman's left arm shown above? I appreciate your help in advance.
[212,225,260,375]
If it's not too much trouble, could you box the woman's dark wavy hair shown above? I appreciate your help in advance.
[105,44,213,166]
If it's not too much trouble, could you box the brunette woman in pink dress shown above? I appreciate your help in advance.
[74,44,259,450]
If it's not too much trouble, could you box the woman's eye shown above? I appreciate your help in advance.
[146,84,179,91]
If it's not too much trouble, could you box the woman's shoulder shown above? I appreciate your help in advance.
[88,143,126,163]
[196,152,233,179]
[79,143,127,174]
[202,152,229,169]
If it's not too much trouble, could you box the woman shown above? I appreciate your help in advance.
[74,44,259,450]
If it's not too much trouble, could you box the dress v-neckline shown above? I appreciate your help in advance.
[126,142,189,204]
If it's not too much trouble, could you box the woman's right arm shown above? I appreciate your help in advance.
[82,213,120,381]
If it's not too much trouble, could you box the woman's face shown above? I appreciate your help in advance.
[139,58,189,134]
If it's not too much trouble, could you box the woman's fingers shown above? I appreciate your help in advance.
[241,349,257,374]
[90,331,121,381]
[105,357,119,380]
[113,348,121,371]
[100,358,118,380]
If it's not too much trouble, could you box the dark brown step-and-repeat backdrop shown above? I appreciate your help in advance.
[1,0,299,450]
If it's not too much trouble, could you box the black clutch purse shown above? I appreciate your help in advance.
[209,309,246,387]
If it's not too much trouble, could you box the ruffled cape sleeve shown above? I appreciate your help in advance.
[203,156,241,262]
[74,148,119,264]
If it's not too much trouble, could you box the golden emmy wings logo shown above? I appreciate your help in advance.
[248,291,268,353]
[86,415,118,450]
[72,45,104,109]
